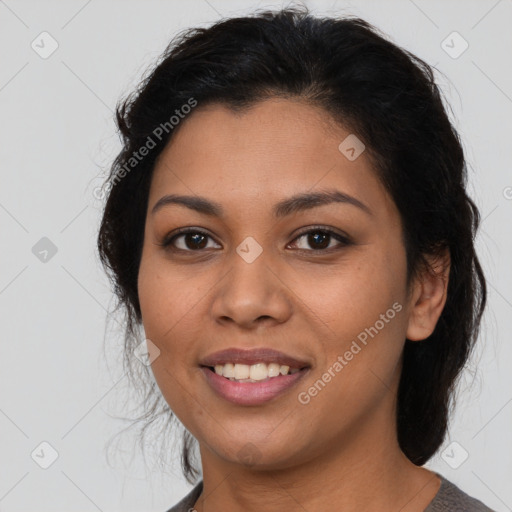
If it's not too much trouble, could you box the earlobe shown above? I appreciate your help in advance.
[406,247,451,342]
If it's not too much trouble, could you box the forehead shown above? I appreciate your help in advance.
[149,98,395,220]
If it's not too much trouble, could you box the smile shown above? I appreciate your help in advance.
[212,362,301,381]
[200,365,309,405]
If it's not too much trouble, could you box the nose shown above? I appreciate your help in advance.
[210,250,293,330]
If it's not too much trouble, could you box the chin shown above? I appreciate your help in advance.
[205,437,306,471]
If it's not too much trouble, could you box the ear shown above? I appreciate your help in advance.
[406,247,450,342]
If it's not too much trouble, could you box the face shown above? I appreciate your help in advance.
[137,98,421,472]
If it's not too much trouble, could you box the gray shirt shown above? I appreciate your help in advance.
[164,471,495,511]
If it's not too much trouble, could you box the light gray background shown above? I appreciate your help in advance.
[1,0,511,511]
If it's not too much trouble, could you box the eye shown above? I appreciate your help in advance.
[159,226,351,254]
[160,228,221,252]
[288,227,351,252]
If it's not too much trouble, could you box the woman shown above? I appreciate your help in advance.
[97,7,493,511]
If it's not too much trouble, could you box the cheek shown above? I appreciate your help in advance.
[138,254,198,341]
[294,261,407,436]
[298,249,408,386]
[298,257,404,338]
[137,253,220,388]
[137,257,205,418]
[137,258,168,337]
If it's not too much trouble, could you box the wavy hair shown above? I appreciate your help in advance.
[97,6,487,484]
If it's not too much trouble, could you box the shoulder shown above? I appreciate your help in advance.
[425,472,496,512]
[164,481,203,512]
[165,474,496,512]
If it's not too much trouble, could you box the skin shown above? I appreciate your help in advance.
[137,98,450,512]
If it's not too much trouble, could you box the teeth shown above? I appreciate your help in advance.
[222,363,234,378]
[250,363,267,380]
[212,362,301,380]
[268,363,281,377]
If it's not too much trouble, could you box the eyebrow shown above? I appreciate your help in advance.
[151,189,373,218]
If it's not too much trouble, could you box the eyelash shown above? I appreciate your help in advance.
[158,226,352,255]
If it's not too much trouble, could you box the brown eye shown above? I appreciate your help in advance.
[161,229,221,252]
[179,232,208,250]
[159,226,351,254]
[289,228,351,252]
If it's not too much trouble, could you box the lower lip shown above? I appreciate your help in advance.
[200,366,309,406]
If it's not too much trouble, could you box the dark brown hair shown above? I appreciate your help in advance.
[97,6,487,484]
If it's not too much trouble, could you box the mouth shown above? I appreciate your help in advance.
[200,347,310,370]
[199,347,311,405]
[201,362,308,382]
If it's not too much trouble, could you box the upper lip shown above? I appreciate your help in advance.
[200,347,310,369]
